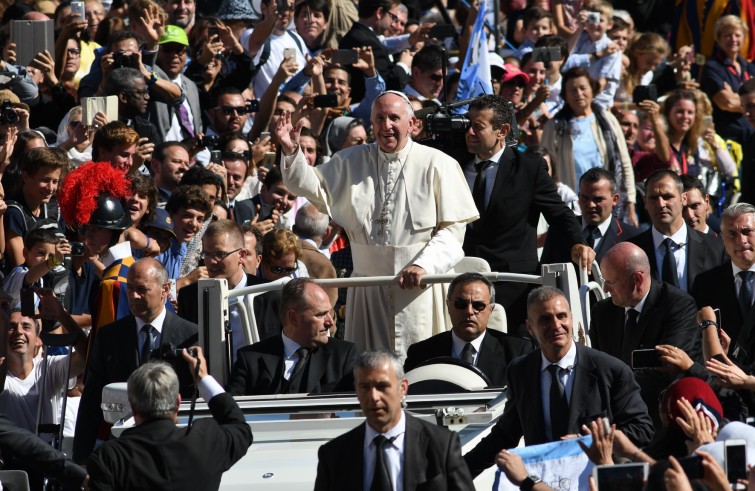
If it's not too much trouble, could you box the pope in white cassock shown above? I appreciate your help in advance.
[276,91,479,357]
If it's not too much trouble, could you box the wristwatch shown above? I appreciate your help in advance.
[520,475,542,491]
[699,320,719,331]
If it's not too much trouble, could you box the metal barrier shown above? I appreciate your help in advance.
[577,263,608,347]
[198,263,588,384]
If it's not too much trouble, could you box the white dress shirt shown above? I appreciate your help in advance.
[651,225,688,290]
[451,330,485,366]
[463,146,506,209]
[540,342,578,440]
[363,411,407,491]
[135,306,167,355]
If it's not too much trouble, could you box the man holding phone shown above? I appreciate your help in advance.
[591,241,700,426]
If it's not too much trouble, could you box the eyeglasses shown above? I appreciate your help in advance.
[67,48,81,57]
[270,265,297,275]
[602,272,640,289]
[122,90,149,99]
[451,299,488,313]
[200,248,242,262]
[69,120,81,129]
[215,105,248,115]
[387,11,400,25]
[429,73,443,82]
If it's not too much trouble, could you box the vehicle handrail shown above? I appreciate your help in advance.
[228,272,544,298]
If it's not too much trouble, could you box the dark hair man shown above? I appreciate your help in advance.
[228,278,357,395]
[314,350,475,490]
[86,349,252,489]
[463,94,594,336]
[404,273,534,386]
[463,286,653,476]
[628,169,724,293]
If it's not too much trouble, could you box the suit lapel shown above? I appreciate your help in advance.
[525,353,547,443]
[305,347,329,393]
[605,305,626,358]
[640,230,659,278]
[686,225,705,287]
[124,316,139,371]
[477,332,504,378]
[403,414,429,490]
[567,345,598,432]
[623,282,662,359]
[263,336,285,388]
[341,423,366,488]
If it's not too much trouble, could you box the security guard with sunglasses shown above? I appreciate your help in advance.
[403,272,535,387]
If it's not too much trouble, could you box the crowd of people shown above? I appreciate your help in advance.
[1,0,755,488]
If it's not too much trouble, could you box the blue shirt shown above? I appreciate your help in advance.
[571,114,602,183]
[156,239,187,280]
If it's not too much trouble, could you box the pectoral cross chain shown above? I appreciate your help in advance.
[373,210,389,236]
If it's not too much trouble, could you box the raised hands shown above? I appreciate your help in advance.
[275,110,304,157]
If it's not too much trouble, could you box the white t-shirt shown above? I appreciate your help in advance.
[241,27,307,98]
[0,354,75,436]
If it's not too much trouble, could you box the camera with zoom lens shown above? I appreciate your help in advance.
[112,50,135,69]
[0,100,19,125]
[199,135,221,150]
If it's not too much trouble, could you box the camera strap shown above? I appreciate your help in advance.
[185,354,201,435]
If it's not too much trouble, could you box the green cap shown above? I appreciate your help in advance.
[159,25,189,46]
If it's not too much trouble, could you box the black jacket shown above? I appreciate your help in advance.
[403,329,534,387]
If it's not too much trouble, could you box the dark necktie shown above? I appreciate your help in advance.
[472,160,492,218]
[585,225,600,248]
[229,204,235,222]
[460,342,476,365]
[140,324,154,365]
[287,347,310,393]
[176,103,195,138]
[371,434,395,491]
[661,238,679,287]
[739,270,754,319]
[548,364,569,440]
[622,309,639,354]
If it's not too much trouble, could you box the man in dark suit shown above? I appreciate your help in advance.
[542,167,638,265]
[177,220,280,347]
[628,170,724,293]
[87,348,252,490]
[681,174,719,236]
[590,242,700,426]
[404,273,534,387]
[464,286,653,476]
[73,258,199,464]
[314,350,474,490]
[339,0,410,101]
[462,94,594,335]
[293,203,338,305]
[692,202,755,364]
[228,279,357,395]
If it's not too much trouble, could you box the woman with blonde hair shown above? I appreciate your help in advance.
[660,89,736,201]
[701,15,755,141]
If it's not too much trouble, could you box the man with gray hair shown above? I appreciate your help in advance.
[314,349,474,490]
[692,202,755,365]
[464,286,653,477]
[277,91,479,358]
[86,348,252,490]
[294,203,338,305]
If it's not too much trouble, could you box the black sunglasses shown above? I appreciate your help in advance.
[216,105,248,115]
[270,265,297,275]
[429,73,443,82]
[452,299,488,312]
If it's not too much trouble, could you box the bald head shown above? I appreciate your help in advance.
[601,242,650,277]
[601,242,652,308]
[128,258,169,284]
[127,258,170,322]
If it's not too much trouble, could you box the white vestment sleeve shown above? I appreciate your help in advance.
[410,221,466,275]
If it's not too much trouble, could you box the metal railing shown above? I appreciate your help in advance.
[198,263,589,384]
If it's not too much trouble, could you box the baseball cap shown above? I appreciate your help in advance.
[159,25,189,46]
[143,208,177,239]
[501,64,530,85]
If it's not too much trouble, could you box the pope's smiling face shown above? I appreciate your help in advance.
[371,94,416,154]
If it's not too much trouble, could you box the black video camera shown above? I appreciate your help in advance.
[152,343,197,361]
[421,100,473,135]
[0,99,19,125]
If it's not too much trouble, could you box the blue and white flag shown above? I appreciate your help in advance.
[457,1,493,101]
[493,436,595,491]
